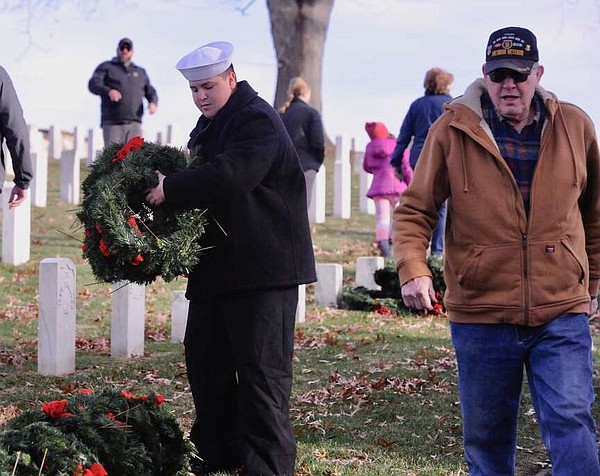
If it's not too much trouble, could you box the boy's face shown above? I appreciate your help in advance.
[189,70,236,119]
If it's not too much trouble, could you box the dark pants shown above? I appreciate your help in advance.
[185,287,298,476]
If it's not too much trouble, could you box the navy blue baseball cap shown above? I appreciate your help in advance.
[483,27,539,74]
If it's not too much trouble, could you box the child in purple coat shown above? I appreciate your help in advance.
[363,121,412,257]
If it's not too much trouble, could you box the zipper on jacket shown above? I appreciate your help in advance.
[522,234,529,325]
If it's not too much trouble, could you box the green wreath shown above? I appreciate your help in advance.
[0,388,190,475]
[77,137,208,285]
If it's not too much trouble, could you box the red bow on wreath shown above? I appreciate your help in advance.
[112,136,144,163]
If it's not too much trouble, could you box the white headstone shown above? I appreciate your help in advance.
[352,138,363,173]
[166,124,187,149]
[59,149,80,204]
[30,152,48,208]
[48,125,63,159]
[333,135,351,219]
[74,125,87,159]
[28,124,46,157]
[86,128,103,165]
[171,290,189,343]
[38,258,76,376]
[156,131,164,145]
[355,256,385,290]
[314,263,343,307]
[28,125,48,208]
[354,149,364,174]
[2,181,31,265]
[358,155,375,215]
[2,143,13,177]
[111,281,146,358]
[295,284,306,323]
[308,165,326,224]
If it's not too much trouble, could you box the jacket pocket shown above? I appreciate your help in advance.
[448,243,523,307]
[529,237,587,307]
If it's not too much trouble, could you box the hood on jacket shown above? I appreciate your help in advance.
[365,122,390,140]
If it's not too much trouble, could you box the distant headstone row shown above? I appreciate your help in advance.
[2,130,373,265]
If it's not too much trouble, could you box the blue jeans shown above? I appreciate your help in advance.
[450,313,600,476]
[431,201,446,256]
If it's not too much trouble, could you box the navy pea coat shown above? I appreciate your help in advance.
[163,81,317,299]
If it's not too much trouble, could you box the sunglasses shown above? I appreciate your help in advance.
[119,44,132,51]
[488,68,530,83]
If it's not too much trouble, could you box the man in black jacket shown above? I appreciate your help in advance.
[88,38,158,147]
[0,65,32,208]
[146,41,316,476]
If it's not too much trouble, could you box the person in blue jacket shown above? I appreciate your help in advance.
[390,67,453,256]
[145,41,316,476]
[88,37,158,147]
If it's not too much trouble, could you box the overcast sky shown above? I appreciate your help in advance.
[0,0,599,150]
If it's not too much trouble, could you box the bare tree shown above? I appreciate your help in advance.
[267,0,334,114]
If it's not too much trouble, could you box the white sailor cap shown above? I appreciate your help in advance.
[175,41,234,81]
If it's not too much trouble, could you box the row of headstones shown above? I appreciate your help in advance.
[37,256,386,376]
[84,129,375,222]
[10,125,372,212]
[2,129,373,266]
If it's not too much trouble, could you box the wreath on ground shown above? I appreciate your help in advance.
[0,388,191,475]
[339,256,446,316]
[77,137,208,285]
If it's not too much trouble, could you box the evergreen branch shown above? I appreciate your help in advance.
[56,228,83,243]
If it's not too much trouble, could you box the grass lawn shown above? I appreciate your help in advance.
[0,156,596,475]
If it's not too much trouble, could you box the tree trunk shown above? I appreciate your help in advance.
[267,0,334,115]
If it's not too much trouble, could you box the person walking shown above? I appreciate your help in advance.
[0,65,32,209]
[145,41,316,476]
[391,67,453,257]
[88,37,158,147]
[279,77,325,211]
[362,121,411,257]
[393,26,600,475]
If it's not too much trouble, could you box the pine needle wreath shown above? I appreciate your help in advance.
[0,389,191,475]
[77,137,208,285]
[339,257,447,316]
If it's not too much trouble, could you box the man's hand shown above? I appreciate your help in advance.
[148,102,157,115]
[108,89,122,102]
[8,185,26,209]
[401,276,437,311]
[145,171,166,206]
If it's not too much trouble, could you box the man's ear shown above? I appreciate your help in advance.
[228,70,237,88]
[535,64,544,81]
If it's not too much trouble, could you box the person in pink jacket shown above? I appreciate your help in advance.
[363,121,412,257]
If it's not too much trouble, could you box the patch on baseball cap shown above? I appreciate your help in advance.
[483,27,538,74]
